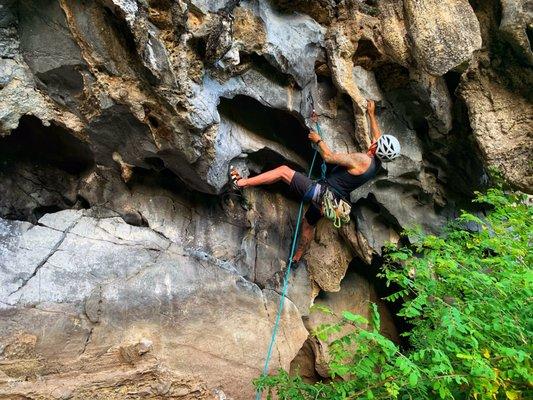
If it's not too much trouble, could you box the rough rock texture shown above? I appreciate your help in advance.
[302,270,399,378]
[404,0,482,75]
[500,0,533,65]
[458,0,533,192]
[459,73,533,191]
[0,0,530,398]
[0,210,307,399]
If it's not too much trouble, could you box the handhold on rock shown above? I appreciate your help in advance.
[112,152,134,183]
[118,338,153,365]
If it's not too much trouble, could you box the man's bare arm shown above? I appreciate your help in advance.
[367,100,382,142]
[308,131,366,169]
[321,149,360,168]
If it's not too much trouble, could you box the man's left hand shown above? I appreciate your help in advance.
[367,99,375,114]
[308,131,321,143]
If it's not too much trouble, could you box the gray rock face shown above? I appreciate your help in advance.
[0,1,83,135]
[189,0,235,14]
[305,270,399,377]
[459,73,533,192]
[404,0,482,75]
[251,0,325,88]
[353,203,400,256]
[458,0,533,192]
[0,0,527,398]
[378,0,411,66]
[18,1,85,79]
[409,70,453,136]
[0,210,307,399]
[500,0,533,65]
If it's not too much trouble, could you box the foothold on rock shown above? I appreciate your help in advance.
[118,338,153,365]
[112,151,134,183]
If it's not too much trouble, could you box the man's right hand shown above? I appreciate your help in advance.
[367,99,375,114]
[308,131,321,143]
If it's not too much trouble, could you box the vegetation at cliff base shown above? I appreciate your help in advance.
[255,188,533,399]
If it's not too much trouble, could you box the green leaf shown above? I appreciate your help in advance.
[408,372,419,387]
[342,311,368,324]
[310,304,334,315]
[456,353,473,360]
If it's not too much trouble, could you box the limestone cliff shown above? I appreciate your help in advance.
[0,1,531,399]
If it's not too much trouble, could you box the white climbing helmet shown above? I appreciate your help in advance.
[376,135,401,161]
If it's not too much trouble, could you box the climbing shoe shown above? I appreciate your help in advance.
[229,165,243,192]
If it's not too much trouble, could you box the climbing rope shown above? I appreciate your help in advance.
[256,106,352,397]
[312,110,328,182]
[255,115,321,400]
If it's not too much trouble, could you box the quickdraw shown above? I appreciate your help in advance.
[321,187,351,228]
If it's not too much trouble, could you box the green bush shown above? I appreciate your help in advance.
[255,188,533,399]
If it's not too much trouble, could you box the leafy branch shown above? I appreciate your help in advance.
[255,188,533,399]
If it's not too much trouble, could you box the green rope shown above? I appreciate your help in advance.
[255,144,320,400]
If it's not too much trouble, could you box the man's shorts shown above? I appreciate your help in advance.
[304,203,322,226]
[289,172,323,226]
[289,171,314,200]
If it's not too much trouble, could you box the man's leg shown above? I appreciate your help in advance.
[235,165,295,188]
[292,204,322,262]
[232,165,318,263]
[292,217,315,262]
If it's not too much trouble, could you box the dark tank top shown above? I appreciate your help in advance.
[325,156,381,200]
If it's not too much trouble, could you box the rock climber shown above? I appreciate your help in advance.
[230,99,401,263]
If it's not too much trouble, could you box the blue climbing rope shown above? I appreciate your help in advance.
[314,118,328,181]
[255,117,322,400]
